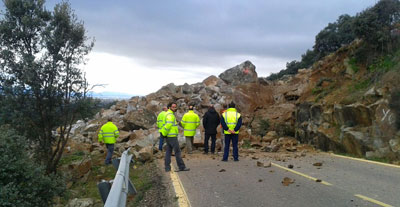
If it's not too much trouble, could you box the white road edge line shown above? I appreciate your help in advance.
[355,194,394,207]
[272,162,332,186]
[328,153,400,168]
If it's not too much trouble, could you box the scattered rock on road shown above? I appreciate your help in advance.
[264,161,272,168]
[313,162,323,166]
[219,169,226,172]
[282,177,295,186]
[256,160,271,168]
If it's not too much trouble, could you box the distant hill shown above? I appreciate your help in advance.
[89,91,136,99]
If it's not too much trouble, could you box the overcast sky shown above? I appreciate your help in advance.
[44,0,378,96]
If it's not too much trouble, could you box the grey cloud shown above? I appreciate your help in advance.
[46,0,377,73]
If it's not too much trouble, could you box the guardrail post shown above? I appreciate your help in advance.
[97,180,111,203]
[111,158,137,195]
[97,148,137,206]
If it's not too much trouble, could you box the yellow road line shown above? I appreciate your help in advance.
[355,194,393,207]
[170,165,191,207]
[271,162,332,186]
[329,153,400,169]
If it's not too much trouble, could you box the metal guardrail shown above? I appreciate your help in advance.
[98,148,137,207]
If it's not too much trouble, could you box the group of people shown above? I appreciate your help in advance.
[157,101,242,172]
[97,101,242,172]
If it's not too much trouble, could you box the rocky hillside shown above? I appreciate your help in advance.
[68,43,400,166]
[57,42,400,206]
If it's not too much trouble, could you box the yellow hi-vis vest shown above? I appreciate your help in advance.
[161,109,179,138]
[222,108,241,134]
[157,111,167,132]
[181,110,200,136]
[98,122,119,144]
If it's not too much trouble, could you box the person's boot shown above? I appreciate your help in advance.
[176,167,190,172]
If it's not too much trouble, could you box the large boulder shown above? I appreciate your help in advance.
[125,129,159,151]
[203,75,225,87]
[123,109,157,130]
[82,123,100,134]
[115,100,128,114]
[389,135,400,154]
[233,83,274,114]
[219,61,258,86]
[70,120,87,135]
[340,127,372,157]
[117,130,131,143]
[333,104,372,127]
[69,158,92,179]
[136,146,154,162]
[371,99,397,141]
[180,83,193,94]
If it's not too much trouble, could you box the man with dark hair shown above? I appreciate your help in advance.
[202,105,220,154]
[98,117,120,165]
[161,102,190,172]
[181,104,200,154]
[220,102,242,161]
[156,106,168,151]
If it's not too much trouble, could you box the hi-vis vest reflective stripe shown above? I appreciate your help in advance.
[222,108,241,134]
[161,109,179,137]
[181,110,200,136]
[157,111,167,132]
[98,122,120,144]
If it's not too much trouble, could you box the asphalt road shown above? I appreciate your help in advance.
[168,152,400,207]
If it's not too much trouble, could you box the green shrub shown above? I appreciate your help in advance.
[0,126,65,207]
[348,79,371,92]
[242,139,251,149]
[312,87,323,95]
[59,151,86,165]
[349,57,360,73]
[255,118,270,137]
[368,56,396,73]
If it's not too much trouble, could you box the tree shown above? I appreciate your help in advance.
[266,50,317,81]
[0,0,94,173]
[314,14,355,59]
[353,0,400,54]
[0,126,65,207]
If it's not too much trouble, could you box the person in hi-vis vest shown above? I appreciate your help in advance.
[181,104,200,154]
[98,118,120,165]
[220,102,242,161]
[156,106,168,151]
[161,102,190,172]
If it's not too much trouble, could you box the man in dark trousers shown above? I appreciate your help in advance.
[220,102,242,161]
[161,102,190,172]
[202,105,220,154]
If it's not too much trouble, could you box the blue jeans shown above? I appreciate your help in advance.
[105,144,114,165]
[158,133,165,150]
[222,134,239,161]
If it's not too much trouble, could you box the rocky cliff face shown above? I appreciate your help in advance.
[69,48,400,162]
[292,45,400,160]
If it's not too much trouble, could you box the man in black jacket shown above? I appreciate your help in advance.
[202,105,220,154]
